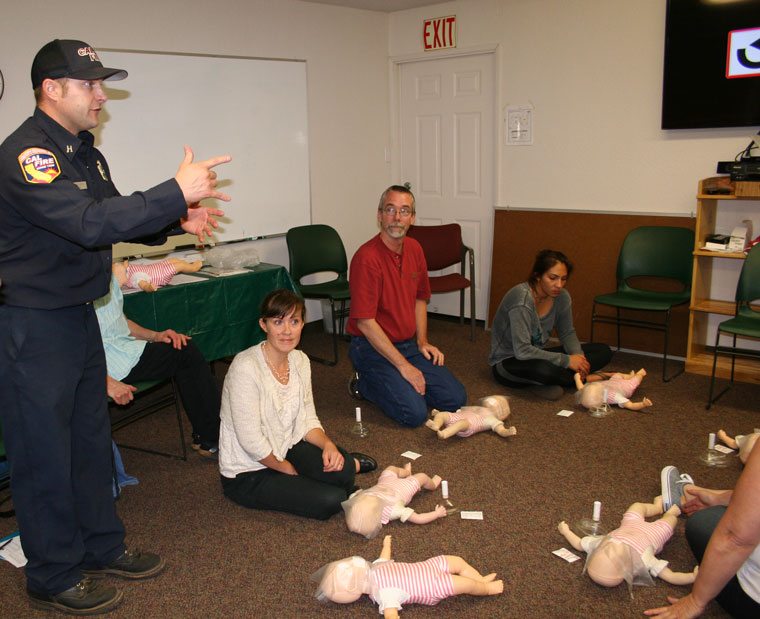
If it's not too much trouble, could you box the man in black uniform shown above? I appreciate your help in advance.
[0,39,231,615]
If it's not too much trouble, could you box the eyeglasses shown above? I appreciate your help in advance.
[381,206,413,217]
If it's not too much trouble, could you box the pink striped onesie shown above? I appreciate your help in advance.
[445,410,489,437]
[125,261,177,290]
[375,469,422,524]
[601,374,642,405]
[370,556,455,611]
[609,511,674,555]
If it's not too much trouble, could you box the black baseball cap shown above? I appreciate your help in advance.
[31,39,127,88]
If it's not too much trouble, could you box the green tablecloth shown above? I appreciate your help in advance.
[123,263,297,361]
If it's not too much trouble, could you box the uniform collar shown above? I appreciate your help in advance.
[32,106,89,161]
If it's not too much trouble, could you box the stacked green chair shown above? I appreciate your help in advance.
[707,244,760,409]
[590,226,694,381]
[286,224,351,366]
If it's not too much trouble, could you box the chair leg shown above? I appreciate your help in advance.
[171,380,188,461]
[305,299,339,366]
[707,331,730,409]
[459,289,465,327]
[470,284,476,342]
[662,309,684,383]
[116,380,188,461]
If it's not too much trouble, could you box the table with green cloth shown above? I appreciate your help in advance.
[122,262,297,362]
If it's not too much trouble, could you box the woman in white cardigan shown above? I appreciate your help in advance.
[219,289,376,520]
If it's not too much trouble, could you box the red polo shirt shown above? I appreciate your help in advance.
[347,234,431,342]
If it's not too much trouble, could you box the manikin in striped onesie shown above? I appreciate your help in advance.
[341,463,446,539]
[112,257,202,293]
[425,394,515,440]
[558,496,698,596]
[312,534,503,617]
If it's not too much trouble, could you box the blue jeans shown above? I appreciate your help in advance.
[349,336,467,428]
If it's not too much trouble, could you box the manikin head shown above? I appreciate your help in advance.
[584,537,654,596]
[311,556,371,603]
[111,260,129,287]
[577,382,607,409]
[342,493,385,539]
[478,395,511,421]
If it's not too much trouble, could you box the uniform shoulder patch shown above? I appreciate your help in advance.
[17,147,61,184]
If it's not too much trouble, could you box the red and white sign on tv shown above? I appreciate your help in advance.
[726,27,760,79]
[423,15,456,51]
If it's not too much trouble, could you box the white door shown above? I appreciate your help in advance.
[398,51,495,322]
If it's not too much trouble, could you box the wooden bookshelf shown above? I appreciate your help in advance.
[685,177,760,384]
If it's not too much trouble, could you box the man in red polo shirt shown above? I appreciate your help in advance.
[346,185,467,427]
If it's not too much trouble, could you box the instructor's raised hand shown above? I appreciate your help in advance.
[175,145,232,204]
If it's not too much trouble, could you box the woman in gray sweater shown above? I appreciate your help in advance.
[489,250,611,400]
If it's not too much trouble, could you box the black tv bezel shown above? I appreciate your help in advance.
[661,0,760,130]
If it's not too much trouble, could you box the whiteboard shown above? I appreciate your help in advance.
[94,49,311,254]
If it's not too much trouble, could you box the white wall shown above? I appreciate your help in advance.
[389,0,755,216]
[0,0,391,269]
[3,0,757,321]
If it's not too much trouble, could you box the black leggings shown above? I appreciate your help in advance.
[686,507,760,617]
[221,441,355,521]
[492,342,613,389]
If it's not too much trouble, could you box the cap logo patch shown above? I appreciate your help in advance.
[17,148,61,184]
[78,46,100,63]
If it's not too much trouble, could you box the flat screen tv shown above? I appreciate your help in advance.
[662,0,760,130]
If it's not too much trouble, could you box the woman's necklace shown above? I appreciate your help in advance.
[263,342,290,384]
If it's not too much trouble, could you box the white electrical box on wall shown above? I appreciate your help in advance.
[505,105,533,146]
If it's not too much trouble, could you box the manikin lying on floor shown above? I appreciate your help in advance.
[557,496,698,597]
[311,534,503,618]
[574,368,653,412]
[425,395,516,440]
[341,463,446,539]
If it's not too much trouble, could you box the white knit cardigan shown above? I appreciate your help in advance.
[218,343,323,478]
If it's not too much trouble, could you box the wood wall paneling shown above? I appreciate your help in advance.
[488,209,696,357]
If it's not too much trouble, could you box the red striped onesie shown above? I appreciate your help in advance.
[370,556,455,612]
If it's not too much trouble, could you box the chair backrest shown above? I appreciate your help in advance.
[617,226,694,288]
[286,224,348,283]
[737,244,760,308]
[406,223,464,271]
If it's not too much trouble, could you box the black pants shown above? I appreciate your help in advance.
[686,506,760,617]
[0,304,125,594]
[221,441,355,520]
[492,342,613,389]
[124,340,220,442]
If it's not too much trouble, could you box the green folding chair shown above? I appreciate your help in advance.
[109,378,187,461]
[707,244,760,409]
[590,226,694,382]
[286,224,351,366]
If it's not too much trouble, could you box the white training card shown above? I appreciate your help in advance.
[557,409,574,417]
[460,511,484,520]
[552,548,581,563]
[713,444,734,454]
[0,535,27,568]
[401,451,421,460]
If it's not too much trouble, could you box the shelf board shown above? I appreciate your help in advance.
[686,351,760,385]
[693,250,746,259]
[690,299,736,315]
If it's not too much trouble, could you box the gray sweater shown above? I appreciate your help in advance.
[488,282,582,368]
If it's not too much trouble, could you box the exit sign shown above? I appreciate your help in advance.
[423,15,456,51]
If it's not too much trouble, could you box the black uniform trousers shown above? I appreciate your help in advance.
[0,303,126,594]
